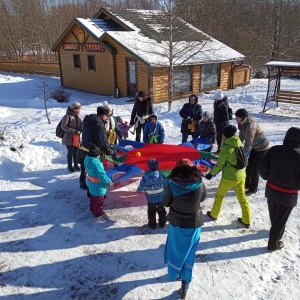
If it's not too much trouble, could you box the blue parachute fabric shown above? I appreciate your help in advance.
[189,137,211,150]
[118,140,145,149]
[193,158,215,170]
[113,144,130,153]
[106,164,143,183]
[179,141,210,151]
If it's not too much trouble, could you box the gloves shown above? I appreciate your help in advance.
[205,173,213,180]
[75,131,81,135]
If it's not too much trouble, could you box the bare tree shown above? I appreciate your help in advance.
[34,79,52,124]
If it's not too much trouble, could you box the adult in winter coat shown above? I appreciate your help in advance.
[179,94,202,143]
[84,144,112,218]
[213,90,230,152]
[163,158,206,300]
[137,158,169,229]
[143,114,165,144]
[193,111,216,152]
[235,108,269,195]
[258,127,300,251]
[78,106,113,190]
[130,91,154,142]
[61,102,83,172]
[102,101,124,144]
[205,125,251,227]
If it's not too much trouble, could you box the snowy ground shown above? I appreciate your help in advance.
[0,72,299,300]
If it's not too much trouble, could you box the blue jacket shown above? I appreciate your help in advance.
[137,170,169,203]
[143,121,165,143]
[84,155,112,196]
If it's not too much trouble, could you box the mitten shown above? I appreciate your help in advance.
[75,131,81,135]
[205,173,213,180]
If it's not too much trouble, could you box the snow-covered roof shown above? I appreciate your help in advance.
[53,7,245,67]
[265,61,300,68]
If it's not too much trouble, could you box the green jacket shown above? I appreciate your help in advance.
[210,135,246,180]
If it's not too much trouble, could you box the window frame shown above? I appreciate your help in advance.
[173,66,193,94]
[87,55,96,71]
[200,63,220,90]
[73,54,81,69]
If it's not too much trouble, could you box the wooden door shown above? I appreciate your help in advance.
[126,58,138,96]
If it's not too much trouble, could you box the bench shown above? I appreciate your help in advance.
[276,90,300,104]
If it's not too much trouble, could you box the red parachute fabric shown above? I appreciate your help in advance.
[124,144,201,171]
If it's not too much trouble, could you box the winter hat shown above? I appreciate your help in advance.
[214,90,224,101]
[103,101,112,112]
[235,108,248,120]
[203,111,211,119]
[150,113,158,119]
[137,90,146,98]
[283,127,300,148]
[70,102,81,109]
[176,158,194,167]
[88,144,101,157]
[148,158,159,171]
[223,125,237,138]
[97,106,110,116]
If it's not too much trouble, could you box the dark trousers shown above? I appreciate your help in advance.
[66,146,78,168]
[135,123,145,142]
[246,149,268,193]
[216,127,223,150]
[267,198,293,249]
[147,202,167,228]
[79,151,87,185]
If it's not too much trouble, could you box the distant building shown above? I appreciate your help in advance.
[51,7,250,102]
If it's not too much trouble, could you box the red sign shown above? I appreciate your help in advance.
[63,43,79,51]
[85,44,105,52]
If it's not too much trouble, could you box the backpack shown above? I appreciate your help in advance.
[228,106,233,120]
[56,116,70,138]
[227,147,247,170]
[56,120,65,138]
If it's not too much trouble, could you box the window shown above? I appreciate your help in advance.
[73,55,81,69]
[87,55,96,71]
[173,66,192,93]
[201,64,220,89]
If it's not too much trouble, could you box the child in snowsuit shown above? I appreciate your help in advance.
[84,144,112,218]
[137,158,169,229]
[193,111,216,152]
[143,114,165,144]
[116,116,130,140]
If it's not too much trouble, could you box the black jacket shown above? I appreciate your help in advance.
[213,97,230,129]
[179,96,202,136]
[130,97,154,125]
[258,127,300,207]
[162,166,206,228]
[81,114,113,156]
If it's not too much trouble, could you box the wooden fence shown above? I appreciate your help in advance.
[0,62,60,76]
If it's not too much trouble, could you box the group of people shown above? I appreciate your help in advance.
[58,91,299,300]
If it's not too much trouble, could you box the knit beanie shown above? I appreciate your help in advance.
[70,102,81,109]
[103,101,112,112]
[176,158,194,167]
[148,158,159,171]
[97,106,110,116]
[137,91,146,98]
[214,90,224,101]
[223,125,237,138]
[150,113,157,119]
[235,108,248,120]
[88,144,101,157]
[203,111,211,119]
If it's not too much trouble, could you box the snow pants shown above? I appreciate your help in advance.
[246,149,268,193]
[267,198,293,249]
[147,202,167,228]
[210,177,251,224]
[90,195,105,218]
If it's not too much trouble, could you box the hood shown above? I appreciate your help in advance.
[66,107,75,115]
[189,94,198,105]
[83,114,103,128]
[224,134,242,148]
[283,127,300,148]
